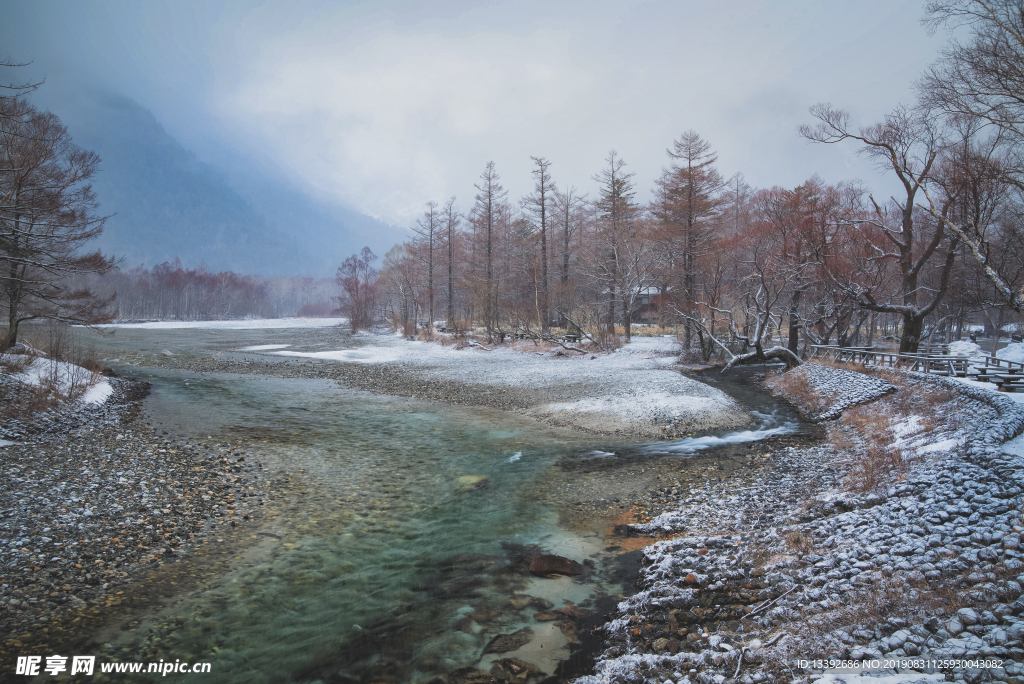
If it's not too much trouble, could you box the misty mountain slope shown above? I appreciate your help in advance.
[39,90,398,277]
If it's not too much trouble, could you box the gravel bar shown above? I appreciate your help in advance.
[0,378,286,666]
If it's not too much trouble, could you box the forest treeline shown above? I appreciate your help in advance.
[353,1,1024,366]
[69,261,340,321]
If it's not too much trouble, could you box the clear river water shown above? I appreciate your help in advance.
[75,325,801,684]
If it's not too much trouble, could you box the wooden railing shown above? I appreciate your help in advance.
[810,344,1024,390]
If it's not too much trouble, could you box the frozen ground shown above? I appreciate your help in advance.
[268,334,752,437]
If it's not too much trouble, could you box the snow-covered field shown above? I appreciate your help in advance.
[98,317,347,330]
[266,334,752,437]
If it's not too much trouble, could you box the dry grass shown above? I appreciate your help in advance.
[0,351,32,374]
[764,368,835,417]
[830,371,960,493]
[838,403,907,492]
[0,322,104,417]
[813,356,867,373]
[758,574,962,679]
[783,528,815,555]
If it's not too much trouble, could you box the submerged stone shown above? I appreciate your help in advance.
[483,627,534,654]
[456,475,489,490]
[528,554,584,577]
[490,657,542,683]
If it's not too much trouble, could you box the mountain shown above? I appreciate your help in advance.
[32,89,400,277]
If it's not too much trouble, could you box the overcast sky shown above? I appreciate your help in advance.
[2,0,949,228]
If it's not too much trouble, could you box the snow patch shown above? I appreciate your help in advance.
[2,355,111,405]
[997,341,1024,364]
[238,344,292,351]
[947,339,983,358]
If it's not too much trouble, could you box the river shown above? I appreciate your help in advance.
[74,324,802,683]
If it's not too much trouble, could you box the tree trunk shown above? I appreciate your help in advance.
[540,206,548,333]
[1,312,17,351]
[607,282,616,340]
[622,293,632,343]
[787,288,801,355]
[900,314,925,353]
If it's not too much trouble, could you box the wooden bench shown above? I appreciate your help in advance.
[969,356,1024,383]
[994,374,1024,392]
[561,334,581,343]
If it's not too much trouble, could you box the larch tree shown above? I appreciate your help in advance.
[652,131,725,348]
[442,197,460,328]
[412,201,439,332]
[522,156,555,331]
[553,185,588,326]
[592,151,641,342]
[470,162,507,340]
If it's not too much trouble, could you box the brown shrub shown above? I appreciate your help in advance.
[765,368,835,417]
[839,403,908,492]
[813,356,865,373]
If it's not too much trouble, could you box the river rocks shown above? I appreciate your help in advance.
[446,667,496,684]
[490,658,541,683]
[0,378,276,663]
[483,627,534,654]
[770,362,897,422]
[527,554,584,577]
[556,602,594,619]
[576,365,1024,684]
[456,475,488,490]
[509,594,551,611]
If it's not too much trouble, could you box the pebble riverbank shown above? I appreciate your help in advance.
[577,364,1024,684]
[0,378,287,669]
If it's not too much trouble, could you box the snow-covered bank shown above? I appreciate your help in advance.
[576,363,1024,684]
[1,354,112,405]
[97,317,347,330]
[266,334,752,438]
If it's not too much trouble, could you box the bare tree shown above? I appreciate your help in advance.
[677,223,802,371]
[0,96,115,349]
[918,0,1024,311]
[412,201,439,332]
[801,105,959,352]
[335,247,379,332]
